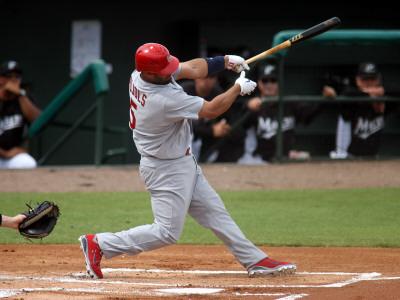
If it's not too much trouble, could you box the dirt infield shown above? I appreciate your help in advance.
[1,245,400,299]
[1,160,400,192]
[1,160,400,299]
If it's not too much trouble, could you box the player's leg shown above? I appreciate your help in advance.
[188,165,296,276]
[330,115,351,159]
[5,153,37,169]
[188,165,265,268]
[97,156,196,257]
[80,155,197,278]
[337,115,351,153]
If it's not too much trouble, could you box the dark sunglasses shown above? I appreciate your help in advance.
[261,78,277,83]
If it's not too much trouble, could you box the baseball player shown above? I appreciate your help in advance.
[0,60,41,168]
[79,43,296,278]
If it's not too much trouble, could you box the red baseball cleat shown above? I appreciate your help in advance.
[248,257,296,277]
[79,234,103,279]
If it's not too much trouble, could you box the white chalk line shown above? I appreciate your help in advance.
[0,290,18,298]
[103,267,248,275]
[314,272,382,288]
[102,268,384,288]
[0,287,156,299]
[0,287,307,299]
[0,286,306,299]
[0,268,400,300]
[102,268,366,276]
[235,293,287,296]
[0,269,398,299]
[0,270,393,289]
[0,287,104,299]
[0,274,177,287]
[229,273,381,288]
[155,288,224,295]
[234,292,309,299]
[364,276,400,281]
[276,295,309,300]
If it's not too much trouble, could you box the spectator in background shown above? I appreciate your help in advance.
[244,62,320,162]
[324,62,385,158]
[322,70,351,159]
[181,75,248,162]
[0,60,41,168]
[0,213,26,229]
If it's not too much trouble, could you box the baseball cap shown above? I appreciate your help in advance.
[0,60,22,76]
[357,62,380,79]
[258,63,278,81]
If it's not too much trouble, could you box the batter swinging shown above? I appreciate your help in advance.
[79,43,296,278]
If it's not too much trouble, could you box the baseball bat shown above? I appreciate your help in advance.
[245,17,341,65]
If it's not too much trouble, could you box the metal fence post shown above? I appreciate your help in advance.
[94,93,104,166]
[276,57,285,162]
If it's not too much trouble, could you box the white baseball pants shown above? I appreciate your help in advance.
[97,155,266,268]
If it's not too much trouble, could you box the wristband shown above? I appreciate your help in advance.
[19,89,26,97]
[205,56,225,76]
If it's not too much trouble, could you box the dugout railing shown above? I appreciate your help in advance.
[28,60,128,166]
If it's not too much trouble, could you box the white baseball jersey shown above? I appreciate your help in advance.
[129,70,204,159]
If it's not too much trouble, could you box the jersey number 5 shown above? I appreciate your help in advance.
[129,98,137,129]
[129,80,147,130]
[129,94,147,129]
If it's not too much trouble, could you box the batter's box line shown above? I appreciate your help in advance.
[233,292,309,300]
[0,287,308,299]
[101,268,372,276]
[0,287,155,299]
[101,268,383,288]
[2,270,395,289]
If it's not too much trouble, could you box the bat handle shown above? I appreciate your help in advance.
[245,40,292,65]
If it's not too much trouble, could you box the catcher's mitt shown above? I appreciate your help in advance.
[18,201,60,239]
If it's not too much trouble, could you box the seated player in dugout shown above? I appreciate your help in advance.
[244,61,322,162]
[0,61,41,168]
[323,62,389,158]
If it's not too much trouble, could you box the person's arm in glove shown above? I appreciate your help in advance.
[199,71,256,119]
[0,214,26,229]
[18,201,60,239]
[175,55,249,80]
[225,55,250,73]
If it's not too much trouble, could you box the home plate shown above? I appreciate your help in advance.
[155,288,224,295]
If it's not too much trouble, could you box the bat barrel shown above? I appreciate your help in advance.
[244,17,341,65]
[290,17,341,45]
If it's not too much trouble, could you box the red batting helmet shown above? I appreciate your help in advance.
[135,43,179,76]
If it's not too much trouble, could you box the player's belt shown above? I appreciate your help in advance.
[141,147,191,160]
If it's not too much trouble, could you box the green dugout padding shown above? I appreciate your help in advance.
[28,60,110,165]
[273,30,400,49]
[28,60,109,138]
